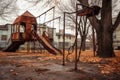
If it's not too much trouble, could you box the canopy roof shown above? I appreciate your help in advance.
[13,11,37,24]
[21,11,35,17]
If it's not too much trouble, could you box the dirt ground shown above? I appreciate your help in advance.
[0,50,120,80]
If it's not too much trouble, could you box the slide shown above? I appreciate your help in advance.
[3,40,25,52]
[3,31,62,55]
[32,31,62,55]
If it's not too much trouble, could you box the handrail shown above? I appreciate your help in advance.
[43,16,61,24]
[36,6,55,18]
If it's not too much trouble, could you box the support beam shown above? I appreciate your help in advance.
[63,12,66,66]
[36,6,55,18]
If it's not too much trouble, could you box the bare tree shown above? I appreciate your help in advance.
[27,0,120,57]
[0,0,18,22]
[78,0,120,57]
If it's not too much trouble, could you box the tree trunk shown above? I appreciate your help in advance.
[96,28,115,58]
[81,35,86,51]
[78,0,117,58]
[95,0,115,58]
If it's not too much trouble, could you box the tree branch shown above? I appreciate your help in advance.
[112,11,120,32]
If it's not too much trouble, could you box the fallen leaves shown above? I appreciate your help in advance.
[100,58,120,75]
[0,50,120,77]
[64,50,120,75]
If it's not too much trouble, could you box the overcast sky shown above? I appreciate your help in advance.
[0,0,120,34]
[1,0,120,23]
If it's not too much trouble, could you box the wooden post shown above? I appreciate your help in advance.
[13,24,15,33]
[18,23,20,39]
[63,12,66,66]
[33,40,35,53]
[27,41,30,53]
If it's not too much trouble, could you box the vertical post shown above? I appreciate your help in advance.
[11,24,13,40]
[39,17,41,36]
[63,12,66,66]
[33,40,35,53]
[13,24,15,33]
[52,7,55,42]
[18,23,20,39]
[75,4,78,70]
[27,41,30,53]
[92,11,96,56]
[16,24,17,32]
[58,17,60,48]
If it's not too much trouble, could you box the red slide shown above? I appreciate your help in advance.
[3,41,25,52]
[32,31,62,55]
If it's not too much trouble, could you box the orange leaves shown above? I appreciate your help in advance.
[99,58,120,75]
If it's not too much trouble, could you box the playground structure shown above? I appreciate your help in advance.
[3,11,62,55]
[3,11,37,52]
[3,3,100,70]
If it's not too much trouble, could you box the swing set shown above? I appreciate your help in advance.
[62,3,101,70]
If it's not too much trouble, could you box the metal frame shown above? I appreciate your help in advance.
[63,3,96,70]
[36,6,56,42]
[63,12,76,66]
[36,7,62,53]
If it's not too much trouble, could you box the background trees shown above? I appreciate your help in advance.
[56,0,91,51]
[0,0,18,24]
[78,0,120,57]
[2,0,119,58]
[26,0,120,58]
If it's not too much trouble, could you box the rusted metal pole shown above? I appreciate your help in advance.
[43,17,61,24]
[63,12,66,66]
[92,11,96,56]
[75,4,78,71]
[62,11,78,67]
[58,17,61,48]
[52,7,55,42]
[36,6,55,18]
